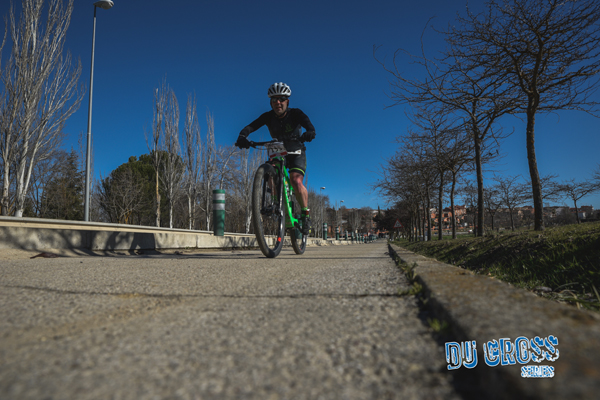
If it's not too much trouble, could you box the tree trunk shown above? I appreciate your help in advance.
[188,196,193,230]
[155,170,160,227]
[509,206,515,231]
[205,190,211,231]
[525,104,544,231]
[1,125,16,216]
[438,174,444,241]
[187,188,197,231]
[474,133,485,237]
[425,193,432,241]
[245,211,252,234]
[192,191,197,230]
[450,173,457,239]
[573,199,580,224]
[1,168,11,215]
[13,135,34,217]
[169,197,173,229]
[415,203,424,237]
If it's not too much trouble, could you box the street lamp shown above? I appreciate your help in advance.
[339,200,344,235]
[84,0,114,221]
[335,200,344,240]
[320,187,325,238]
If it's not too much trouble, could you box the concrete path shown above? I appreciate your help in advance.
[0,244,465,400]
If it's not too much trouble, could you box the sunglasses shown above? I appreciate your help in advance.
[271,96,289,103]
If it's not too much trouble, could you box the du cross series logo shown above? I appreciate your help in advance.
[445,335,559,378]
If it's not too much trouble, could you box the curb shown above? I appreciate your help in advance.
[0,216,368,253]
[388,243,600,400]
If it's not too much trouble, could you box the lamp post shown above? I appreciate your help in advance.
[340,200,344,237]
[335,200,344,240]
[84,0,114,221]
[320,187,325,238]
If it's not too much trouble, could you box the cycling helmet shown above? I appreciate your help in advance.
[268,82,292,98]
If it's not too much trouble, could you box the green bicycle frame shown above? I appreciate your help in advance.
[270,155,301,233]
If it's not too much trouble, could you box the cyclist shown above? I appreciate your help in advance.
[235,82,316,235]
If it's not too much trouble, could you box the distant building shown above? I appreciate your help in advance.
[431,205,468,228]
[571,205,594,219]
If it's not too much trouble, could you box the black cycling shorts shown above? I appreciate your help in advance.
[286,150,306,176]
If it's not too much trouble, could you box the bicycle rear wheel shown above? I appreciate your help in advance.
[290,220,307,255]
[252,164,285,258]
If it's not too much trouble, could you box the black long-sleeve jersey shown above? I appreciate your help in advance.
[238,108,316,152]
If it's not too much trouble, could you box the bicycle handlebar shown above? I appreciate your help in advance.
[248,140,279,148]
[246,137,307,149]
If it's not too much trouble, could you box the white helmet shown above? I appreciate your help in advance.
[268,82,291,98]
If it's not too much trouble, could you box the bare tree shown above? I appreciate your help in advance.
[27,148,65,217]
[454,0,600,231]
[443,130,473,238]
[538,174,562,205]
[408,106,473,239]
[216,145,239,190]
[400,138,438,241]
[146,81,166,227]
[301,187,329,238]
[373,130,430,240]
[493,175,529,231]
[237,148,262,233]
[0,16,9,215]
[98,168,148,224]
[484,185,503,232]
[158,88,182,229]
[182,93,202,230]
[1,0,83,217]
[359,207,374,234]
[407,108,447,240]
[334,204,345,232]
[200,111,217,230]
[347,208,360,234]
[374,157,418,239]
[592,164,600,190]
[459,180,479,234]
[374,136,438,240]
[308,189,329,238]
[559,179,598,223]
[375,17,514,236]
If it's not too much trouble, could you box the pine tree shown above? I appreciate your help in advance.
[41,150,84,220]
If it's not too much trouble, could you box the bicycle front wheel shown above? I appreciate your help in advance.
[252,164,285,258]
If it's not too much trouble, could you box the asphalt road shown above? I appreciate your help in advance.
[0,243,467,399]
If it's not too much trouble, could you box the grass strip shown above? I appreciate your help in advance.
[393,221,600,311]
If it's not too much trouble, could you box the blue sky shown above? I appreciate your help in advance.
[1,0,599,210]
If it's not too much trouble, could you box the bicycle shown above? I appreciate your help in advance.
[249,140,308,258]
